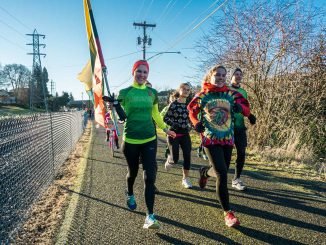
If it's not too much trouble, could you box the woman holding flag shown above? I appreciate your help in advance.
[117,60,176,229]
[83,0,175,230]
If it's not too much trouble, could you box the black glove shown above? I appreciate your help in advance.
[233,103,242,113]
[248,114,256,125]
[195,122,205,133]
[102,95,127,122]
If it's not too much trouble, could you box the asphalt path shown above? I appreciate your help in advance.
[56,123,326,244]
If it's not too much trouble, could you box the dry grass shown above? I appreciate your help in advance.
[13,123,91,244]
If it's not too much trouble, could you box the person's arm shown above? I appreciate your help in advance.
[233,91,250,117]
[160,106,169,118]
[152,104,176,138]
[187,94,201,127]
[163,104,181,129]
[117,90,124,107]
[152,104,168,130]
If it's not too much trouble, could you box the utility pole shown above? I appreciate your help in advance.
[26,29,48,112]
[133,21,156,60]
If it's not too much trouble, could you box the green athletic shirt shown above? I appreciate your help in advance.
[230,85,248,129]
[160,105,169,117]
[118,82,167,144]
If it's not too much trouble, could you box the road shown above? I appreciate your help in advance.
[56,123,326,244]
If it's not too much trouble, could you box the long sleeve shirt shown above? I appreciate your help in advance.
[118,82,167,144]
[187,82,250,146]
[163,100,191,134]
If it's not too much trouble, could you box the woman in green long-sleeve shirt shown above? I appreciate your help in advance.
[118,60,176,229]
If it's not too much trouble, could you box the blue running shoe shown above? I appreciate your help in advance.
[143,214,160,229]
[126,193,137,210]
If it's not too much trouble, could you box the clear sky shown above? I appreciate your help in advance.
[0,0,229,100]
[1,0,324,100]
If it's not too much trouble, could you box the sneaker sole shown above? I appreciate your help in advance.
[127,206,137,210]
[226,221,240,228]
[232,185,246,191]
[143,223,160,229]
[183,185,193,189]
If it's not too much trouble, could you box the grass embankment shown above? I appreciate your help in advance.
[157,127,324,182]
[0,105,45,116]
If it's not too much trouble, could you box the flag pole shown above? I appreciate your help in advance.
[86,0,112,98]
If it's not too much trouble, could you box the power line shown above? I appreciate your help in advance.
[0,19,29,40]
[157,0,228,58]
[167,0,194,26]
[107,51,142,61]
[0,33,28,51]
[0,6,32,31]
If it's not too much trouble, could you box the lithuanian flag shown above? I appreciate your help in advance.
[82,0,106,127]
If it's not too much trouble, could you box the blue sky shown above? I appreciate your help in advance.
[0,0,229,100]
[0,0,325,100]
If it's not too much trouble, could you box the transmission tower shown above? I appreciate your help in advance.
[133,21,156,60]
[50,79,56,96]
[26,29,48,112]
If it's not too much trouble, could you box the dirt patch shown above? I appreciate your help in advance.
[13,123,92,244]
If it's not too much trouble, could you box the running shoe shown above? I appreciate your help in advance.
[198,167,209,189]
[202,154,208,161]
[126,192,137,210]
[182,177,193,189]
[224,211,240,227]
[232,178,246,191]
[143,214,160,229]
[164,157,174,171]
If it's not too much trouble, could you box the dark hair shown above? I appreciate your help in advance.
[232,68,242,77]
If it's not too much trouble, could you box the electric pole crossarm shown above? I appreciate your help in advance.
[26,34,45,38]
[27,53,46,57]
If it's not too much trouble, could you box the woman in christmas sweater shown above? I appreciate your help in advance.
[118,60,176,229]
[187,65,250,227]
[163,83,193,188]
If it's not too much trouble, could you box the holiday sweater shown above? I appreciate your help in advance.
[118,82,167,144]
[163,100,191,134]
[229,85,248,130]
[187,82,250,146]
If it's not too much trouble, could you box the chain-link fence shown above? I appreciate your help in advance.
[0,111,88,243]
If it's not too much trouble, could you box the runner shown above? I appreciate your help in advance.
[144,80,159,194]
[160,92,178,159]
[163,83,193,188]
[187,64,250,227]
[105,110,119,149]
[117,60,176,229]
[229,68,256,191]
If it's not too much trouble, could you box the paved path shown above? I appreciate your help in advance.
[57,123,326,244]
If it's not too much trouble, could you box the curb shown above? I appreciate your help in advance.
[55,123,93,244]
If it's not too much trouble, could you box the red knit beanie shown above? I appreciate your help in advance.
[132,60,149,75]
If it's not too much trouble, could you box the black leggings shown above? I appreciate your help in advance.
[167,133,192,170]
[233,129,247,180]
[122,139,157,214]
[204,145,233,211]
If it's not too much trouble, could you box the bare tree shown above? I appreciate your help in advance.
[0,64,31,99]
[196,0,325,166]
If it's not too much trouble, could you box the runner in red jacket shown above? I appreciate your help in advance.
[187,64,250,227]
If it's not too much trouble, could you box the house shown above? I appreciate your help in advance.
[68,100,93,110]
[0,89,16,104]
